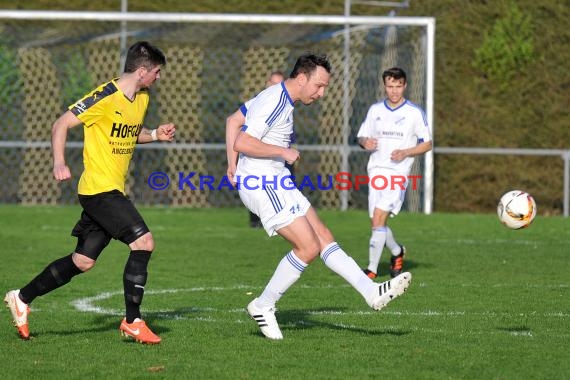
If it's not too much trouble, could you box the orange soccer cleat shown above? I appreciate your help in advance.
[4,290,31,340]
[119,318,161,344]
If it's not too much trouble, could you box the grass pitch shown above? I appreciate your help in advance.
[0,205,568,379]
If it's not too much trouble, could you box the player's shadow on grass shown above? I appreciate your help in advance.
[37,305,235,339]
[34,318,123,338]
[249,307,411,338]
[36,314,172,339]
[496,326,533,335]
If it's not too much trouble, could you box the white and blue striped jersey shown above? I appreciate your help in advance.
[357,99,431,175]
[236,82,295,179]
[239,98,253,117]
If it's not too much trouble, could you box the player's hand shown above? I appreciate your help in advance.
[227,164,237,186]
[282,147,300,165]
[390,149,409,162]
[361,137,378,151]
[157,123,176,141]
[53,163,71,181]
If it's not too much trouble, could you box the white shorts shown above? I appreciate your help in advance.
[367,168,408,218]
[238,169,311,236]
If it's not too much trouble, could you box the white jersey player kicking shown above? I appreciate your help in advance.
[227,53,412,340]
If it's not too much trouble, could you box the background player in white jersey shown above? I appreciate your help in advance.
[228,53,412,340]
[357,67,432,279]
[226,71,286,228]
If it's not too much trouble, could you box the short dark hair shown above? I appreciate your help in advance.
[124,41,166,73]
[382,67,407,84]
[289,53,331,79]
[270,70,285,78]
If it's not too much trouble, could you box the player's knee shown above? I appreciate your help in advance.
[72,253,96,272]
[321,229,335,245]
[74,231,110,265]
[307,238,321,256]
[313,224,335,250]
[129,232,155,252]
[297,237,320,262]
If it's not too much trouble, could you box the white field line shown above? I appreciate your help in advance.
[433,238,542,246]
[70,286,256,316]
[70,286,570,321]
[460,283,568,289]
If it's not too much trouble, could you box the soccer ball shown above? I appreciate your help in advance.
[497,190,537,229]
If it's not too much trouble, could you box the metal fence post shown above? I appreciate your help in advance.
[563,151,569,217]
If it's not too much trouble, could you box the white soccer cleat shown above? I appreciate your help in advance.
[369,272,412,311]
[247,298,283,340]
[4,289,31,339]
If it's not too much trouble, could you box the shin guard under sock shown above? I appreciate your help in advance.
[123,250,151,323]
[19,254,83,304]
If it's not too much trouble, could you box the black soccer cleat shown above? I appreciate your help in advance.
[389,245,406,278]
[363,269,377,279]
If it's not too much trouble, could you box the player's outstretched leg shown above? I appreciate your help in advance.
[247,298,283,340]
[4,290,31,340]
[368,272,412,311]
[119,318,161,344]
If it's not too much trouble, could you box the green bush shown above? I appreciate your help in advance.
[0,43,23,139]
[60,50,93,107]
[473,3,534,87]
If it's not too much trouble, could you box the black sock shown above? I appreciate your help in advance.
[123,250,151,323]
[19,254,83,304]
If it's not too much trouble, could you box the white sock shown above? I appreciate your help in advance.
[257,251,307,308]
[368,227,387,273]
[321,242,376,302]
[385,227,401,255]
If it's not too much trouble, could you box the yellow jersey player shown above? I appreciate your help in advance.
[4,41,175,344]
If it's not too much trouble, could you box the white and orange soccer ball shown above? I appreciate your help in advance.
[497,190,537,229]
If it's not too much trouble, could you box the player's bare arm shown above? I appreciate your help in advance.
[137,123,176,144]
[358,136,378,151]
[225,109,246,183]
[51,110,82,182]
[390,140,432,162]
[234,131,300,165]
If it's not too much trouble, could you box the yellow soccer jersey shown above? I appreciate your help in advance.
[69,79,149,195]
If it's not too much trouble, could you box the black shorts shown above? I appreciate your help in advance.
[71,190,149,259]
